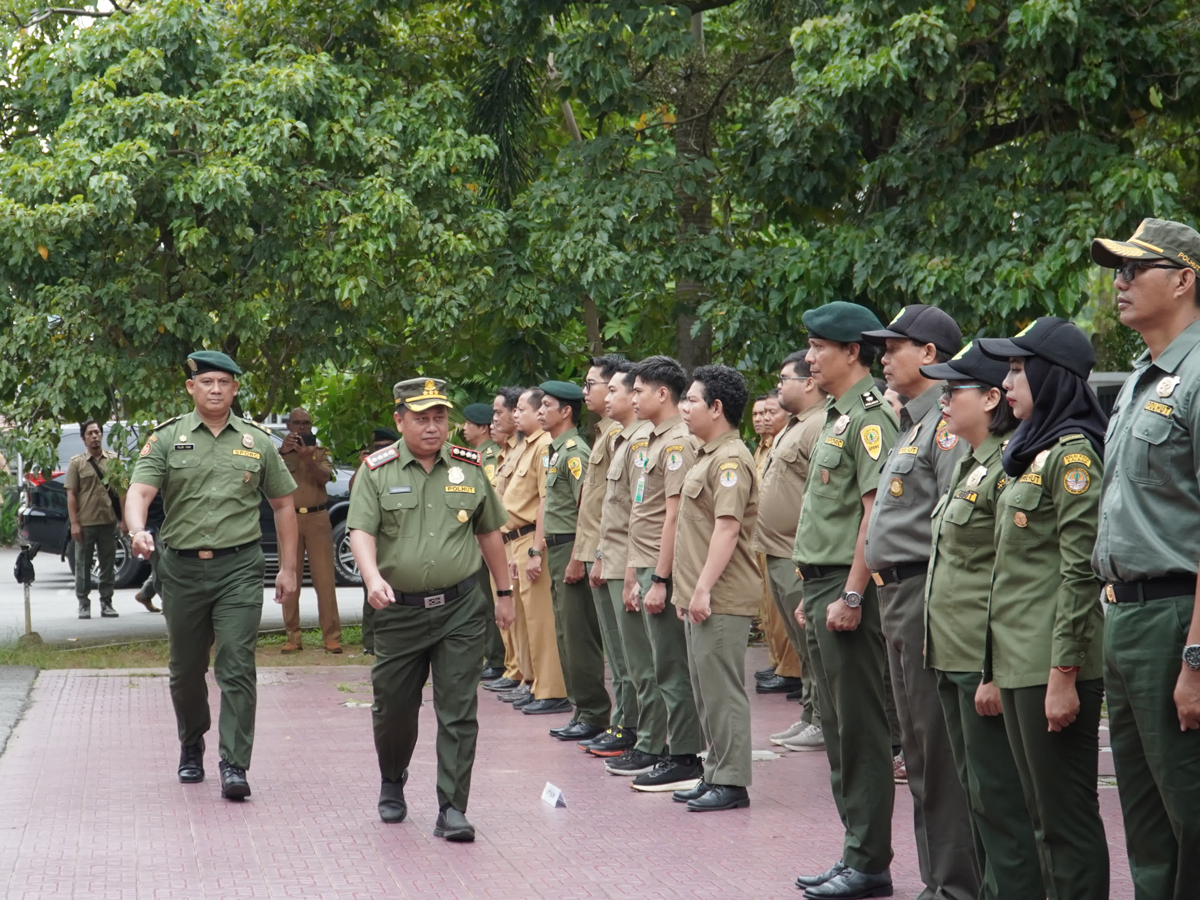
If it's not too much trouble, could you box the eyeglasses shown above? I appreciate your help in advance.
[583,380,598,391]
[777,375,806,384]
[1115,262,1184,283]
[939,384,983,402]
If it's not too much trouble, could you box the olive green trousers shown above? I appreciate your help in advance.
[478,561,506,670]
[74,523,116,603]
[636,568,702,756]
[159,545,265,770]
[685,612,751,785]
[586,562,637,729]
[607,578,666,754]
[548,542,610,727]
[765,555,819,725]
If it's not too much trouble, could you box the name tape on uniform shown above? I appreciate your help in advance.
[445,485,476,494]
[232,448,260,459]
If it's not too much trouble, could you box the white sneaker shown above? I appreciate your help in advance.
[781,724,825,752]
[769,721,807,745]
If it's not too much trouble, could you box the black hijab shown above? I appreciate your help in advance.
[1001,355,1108,476]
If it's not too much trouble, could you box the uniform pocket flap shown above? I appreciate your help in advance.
[943,499,974,525]
[444,488,481,510]
[231,455,262,471]
[681,477,704,499]
[814,443,843,469]
[380,491,419,511]
[1134,410,1173,446]
[1006,484,1042,511]
[167,454,200,468]
[888,452,916,474]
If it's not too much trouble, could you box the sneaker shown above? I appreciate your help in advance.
[781,723,825,752]
[99,602,119,618]
[77,603,91,619]
[631,755,703,793]
[604,749,660,777]
[769,721,807,745]
[893,753,908,785]
[587,727,637,758]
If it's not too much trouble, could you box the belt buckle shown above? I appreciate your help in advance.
[198,550,213,560]
[298,507,309,514]
[871,572,884,587]
[1104,584,1117,604]
[423,593,446,609]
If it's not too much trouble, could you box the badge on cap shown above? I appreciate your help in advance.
[1014,511,1028,528]
[457,509,470,523]
[448,466,464,484]
[187,358,198,373]
[889,477,903,497]
[966,466,987,488]
[1157,376,1181,398]
[1031,449,1050,473]
[833,414,850,435]
[242,434,255,449]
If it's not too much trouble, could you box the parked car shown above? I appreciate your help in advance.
[16,422,362,588]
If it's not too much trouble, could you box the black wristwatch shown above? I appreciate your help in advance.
[1184,644,1200,671]
[840,590,863,609]
[650,573,671,585]
[496,588,513,597]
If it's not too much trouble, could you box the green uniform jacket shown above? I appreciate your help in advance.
[478,439,501,485]
[987,435,1104,688]
[1094,319,1200,582]
[925,432,1011,672]
[346,441,507,593]
[794,375,899,567]
[542,428,589,535]
[131,411,296,549]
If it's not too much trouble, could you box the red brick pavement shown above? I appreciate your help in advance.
[0,658,1133,899]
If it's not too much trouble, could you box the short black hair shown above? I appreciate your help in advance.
[520,387,545,410]
[690,365,749,426]
[753,394,771,404]
[543,393,582,424]
[988,389,1019,434]
[767,388,781,399]
[849,341,879,368]
[910,340,954,364]
[496,386,522,411]
[632,355,688,403]
[590,354,629,381]
[81,418,101,434]
[781,350,810,375]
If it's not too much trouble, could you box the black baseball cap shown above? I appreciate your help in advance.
[862,304,963,356]
[919,341,1009,388]
[977,317,1096,380]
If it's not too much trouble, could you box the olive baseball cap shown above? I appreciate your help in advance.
[977,317,1096,380]
[801,301,885,342]
[462,403,494,425]
[919,341,1009,389]
[186,350,242,377]
[1091,217,1200,275]
[539,380,585,401]
[862,304,963,356]
[393,377,454,412]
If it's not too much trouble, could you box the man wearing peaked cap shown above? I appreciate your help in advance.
[125,350,299,802]
[1090,216,1200,900]
[976,317,1096,379]
[862,307,979,900]
[347,375,515,841]
[461,402,506,681]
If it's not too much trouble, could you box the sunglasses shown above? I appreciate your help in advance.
[1115,261,1184,283]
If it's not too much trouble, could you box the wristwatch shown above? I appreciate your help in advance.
[840,590,863,609]
[528,547,543,558]
[496,588,513,597]
[1183,644,1200,671]
[650,573,671,585]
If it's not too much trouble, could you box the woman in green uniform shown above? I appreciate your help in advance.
[922,342,1042,900]
[977,318,1109,900]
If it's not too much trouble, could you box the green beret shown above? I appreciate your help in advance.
[539,380,584,401]
[462,403,494,425]
[186,350,242,377]
[393,377,454,411]
[801,301,885,343]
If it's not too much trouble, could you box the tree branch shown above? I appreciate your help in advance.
[11,3,130,29]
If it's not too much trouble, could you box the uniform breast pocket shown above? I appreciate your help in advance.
[380,491,420,537]
[167,453,201,483]
[1129,412,1175,486]
[882,452,916,508]
[808,444,844,498]
[942,498,974,527]
[1002,484,1043,544]
[444,488,482,520]
[679,477,705,520]
[232,455,263,492]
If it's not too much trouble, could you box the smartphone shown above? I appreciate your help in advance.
[301,433,317,446]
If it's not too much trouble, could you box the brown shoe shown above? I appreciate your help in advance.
[134,590,161,613]
[280,642,303,655]
[324,643,343,654]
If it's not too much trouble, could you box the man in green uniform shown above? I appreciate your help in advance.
[534,381,610,741]
[65,419,124,618]
[351,428,401,657]
[791,302,898,900]
[126,351,299,801]
[1091,218,1200,900]
[862,306,979,900]
[462,402,506,681]
[348,377,514,842]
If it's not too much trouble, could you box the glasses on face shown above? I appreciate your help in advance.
[940,384,984,403]
[583,380,598,391]
[1116,262,1184,283]
[777,375,806,384]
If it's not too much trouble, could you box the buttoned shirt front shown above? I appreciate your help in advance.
[281,445,334,510]
[65,450,120,526]
[753,405,824,558]
[599,419,652,570]
[626,415,695,569]
[500,429,552,530]
[574,417,621,562]
[539,427,589,536]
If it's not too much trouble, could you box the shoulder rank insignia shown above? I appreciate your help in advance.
[366,445,399,470]
[565,439,577,449]
[861,392,881,410]
[1058,433,1086,444]
[150,415,182,433]
[247,419,272,434]
[450,445,482,466]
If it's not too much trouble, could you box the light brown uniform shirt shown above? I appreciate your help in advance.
[501,429,552,529]
[598,419,652,571]
[753,434,774,470]
[574,417,621,562]
[672,429,760,617]
[281,446,334,510]
[65,450,120,526]
[626,415,695,569]
[752,405,824,558]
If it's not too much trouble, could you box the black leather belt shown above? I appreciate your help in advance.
[1104,577,1195,604]
[796,564,850,581]
[169,540,257,560]
[544,533,576,547]
[502,524,536,545]
[872,562,929,587]
[296,503,328,514]
[397,576,477,609]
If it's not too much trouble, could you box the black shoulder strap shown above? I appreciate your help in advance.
[87,456,122,519]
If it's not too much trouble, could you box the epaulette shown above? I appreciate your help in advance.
[243,417,272,434]
[450,445,482,466]
[366,445,400,470]
[150,415,182,432]
[861,392,881,410]
[1058,433,1086,444]
[565,439,577,449]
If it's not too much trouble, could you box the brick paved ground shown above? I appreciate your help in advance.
[0,653,1133,899]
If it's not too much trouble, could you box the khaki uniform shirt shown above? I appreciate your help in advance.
[865,384,966,569]
[753,405,824,558]
[540,427,589,536]
[478,439,501,485]
[574,418,622,562]
[925,432,1011,672]
[599,420,652,570]
[753,434,774,470]
[672,429,760,616]
[281,445,334,510]
[1094,319,1200,581]
[627,415,695,569]
[65,450,120,526]
[131,411,296,549]
[500,429,552,529]
[346,441,506,592]
[988,435,1104,688]
[793,376,899,567]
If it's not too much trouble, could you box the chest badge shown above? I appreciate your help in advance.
[966,466,987,488]
[889,477,903,497]
[448,466,465,484]
[1030,449,1050,473]
[243,471,252,483]
[820,469,830,484]
[1157,376,1182,398]
[1013,511,1028,528]
[242,434,255,449]
[178,433,187,443]
[456,509,470,523]
[833,414,850,435]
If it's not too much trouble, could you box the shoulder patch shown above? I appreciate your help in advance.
[1063,453,1092,468]
[1058,433,1087,444]
[718,460,740,471]
[366,445,400,470]
[150,415,182,433]
[861,392,881,410]
[935,419,958,450]
[450,445,482,466]
[860,424,882,460]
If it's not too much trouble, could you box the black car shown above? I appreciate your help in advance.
[16,423,362,588]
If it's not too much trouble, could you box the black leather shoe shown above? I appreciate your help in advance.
[754,667,776,680]
[378,770,409,823]
[686,783,749,811]
[673,779,711,803]
[557,721,604,742]
[802,867,892,899]
[178,738,204,783]
[499,684,531,703]
[522,697,572,715]
[479,666,505,682]
[484,677,519,693]
[512,692,536,710]
[786,688,805,700]
[433,806,476,842]
[757,674,804,694]
[218,760,251,800]
[795,861,847,890]
[549,718,580,737]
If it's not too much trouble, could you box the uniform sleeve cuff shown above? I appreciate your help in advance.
[1051,643,1090,668]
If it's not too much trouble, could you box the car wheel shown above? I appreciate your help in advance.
[332,519,362,586]
[66,533,149,590]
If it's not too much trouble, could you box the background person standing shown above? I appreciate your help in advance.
[65,419,124,619]
[462,402,506,681]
